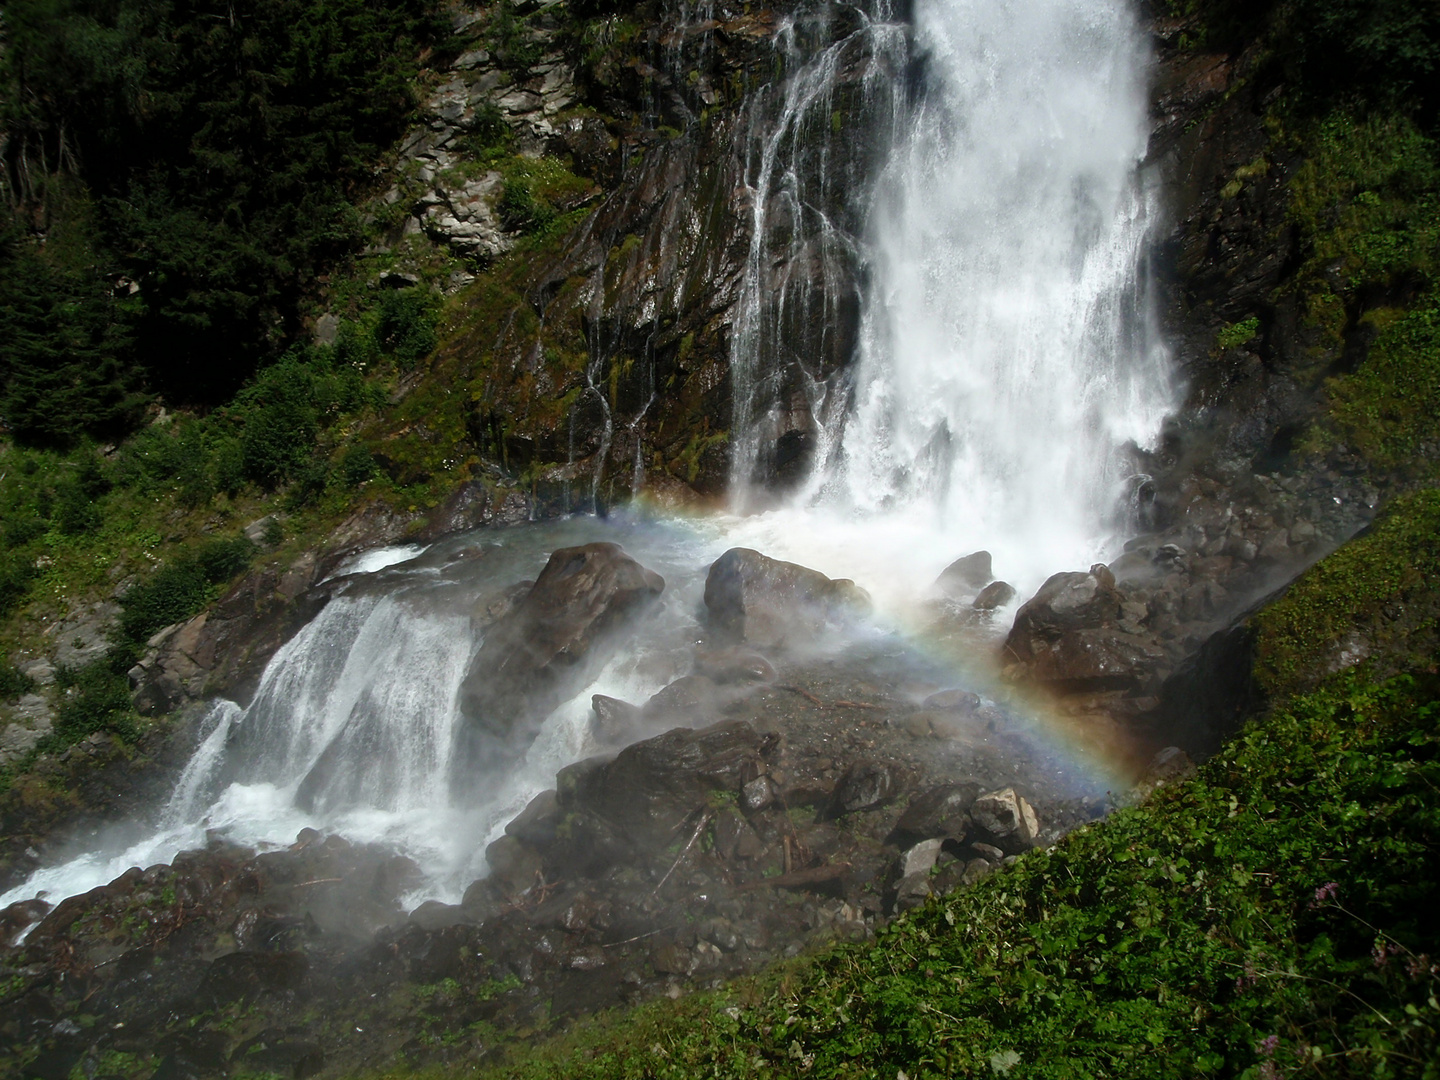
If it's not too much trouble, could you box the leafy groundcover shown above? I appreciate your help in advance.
[386,672,1439,1080]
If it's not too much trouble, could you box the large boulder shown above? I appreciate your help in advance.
[457,543,664,753]
[703,548,869,650]
[551,720,776,871]
[935,550,993,596]
[1002,565,1163,693]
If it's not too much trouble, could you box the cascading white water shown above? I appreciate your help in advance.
[795,0,1171,584]
[727,3,906,497]
[0,0,1173,917]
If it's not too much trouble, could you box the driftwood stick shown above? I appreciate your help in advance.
[652,810,712,895]
[776,684,824,706]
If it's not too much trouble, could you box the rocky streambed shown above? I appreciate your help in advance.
[0,531,1203,1080]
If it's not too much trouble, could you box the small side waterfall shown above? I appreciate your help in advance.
[727,2,907,501]
[795,0,1172,573]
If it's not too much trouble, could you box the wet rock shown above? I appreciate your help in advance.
[471,579,533,632]
[1012,626,1168,693]
[555,720,772,859]
[1012,567,1122,634]
[0,897,51,946]
[890,782,978,846]
[740,774,774,811]
[827,760,902,817]
[936,550,993,595]
[409,900,472,932]
[199,951,308,1006]
[694,646,776,685]
[642,675,719,724]
[1003,565,1168,693]
[898,838,945,878]
[229,1032,324,1080]
[458,543,664,753]
[973,580,1017,610]
[505,789,563,848]
[703,548,870,650]
[970,788,1040,855]
[485,834,543,895]
[589,694,643,746]
[1141,746,1196,788]
[892,871,932,912]
[968,842,1006,864]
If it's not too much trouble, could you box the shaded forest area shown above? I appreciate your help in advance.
[0,0,441,443]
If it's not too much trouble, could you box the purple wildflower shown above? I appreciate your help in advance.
[1311,881,1339,907]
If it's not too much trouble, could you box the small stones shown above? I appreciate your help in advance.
[971,788,1040,854]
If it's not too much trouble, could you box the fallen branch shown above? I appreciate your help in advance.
[652,810,712,895]
[293,877,344,888]
[776,684,824,706]
[834,700,882,710]
[601,926,674,949]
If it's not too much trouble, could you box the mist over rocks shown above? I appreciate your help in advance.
[704,547,872,650]
[457,542,664,752]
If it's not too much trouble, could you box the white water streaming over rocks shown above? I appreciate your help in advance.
[790,0,1172,585]
[1,0,1173,916]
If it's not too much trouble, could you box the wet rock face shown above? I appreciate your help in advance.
[3,636,1101,1080]
[554,720,774,862]
[1003,566,1165,694]
[458,542,664,752]
[704,548,871,650]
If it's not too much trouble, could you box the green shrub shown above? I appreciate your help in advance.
[0,553,36,619]
[2,513,47,549]
[52,653,138,744]
[499,177,558,234]
[1255,488,1440,694]
[284,457,332,511]
[117,535,255,645]
[0,656,36,701]
[194,536,257,585]
[376,289,440,368]
[1216,315,1260,349]
[54,478,102,535]
[338,444,378,488]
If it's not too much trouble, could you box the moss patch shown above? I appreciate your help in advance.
[1253,488,1440,697]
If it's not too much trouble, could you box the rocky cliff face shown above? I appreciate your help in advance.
[353,0,903,508]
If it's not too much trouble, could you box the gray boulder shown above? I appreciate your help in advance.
[550,720,774,872]
[704,548,870,650]
[935,550,993,596]
[458,543,664,752]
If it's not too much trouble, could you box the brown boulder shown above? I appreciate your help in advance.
[458,543,664,752]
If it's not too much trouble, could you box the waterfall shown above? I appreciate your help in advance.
[795,0,1171,578]
[726,2,907,501]
[0,0,1173,915]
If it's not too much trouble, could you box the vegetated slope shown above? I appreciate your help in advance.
[382,492,1440,1080]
